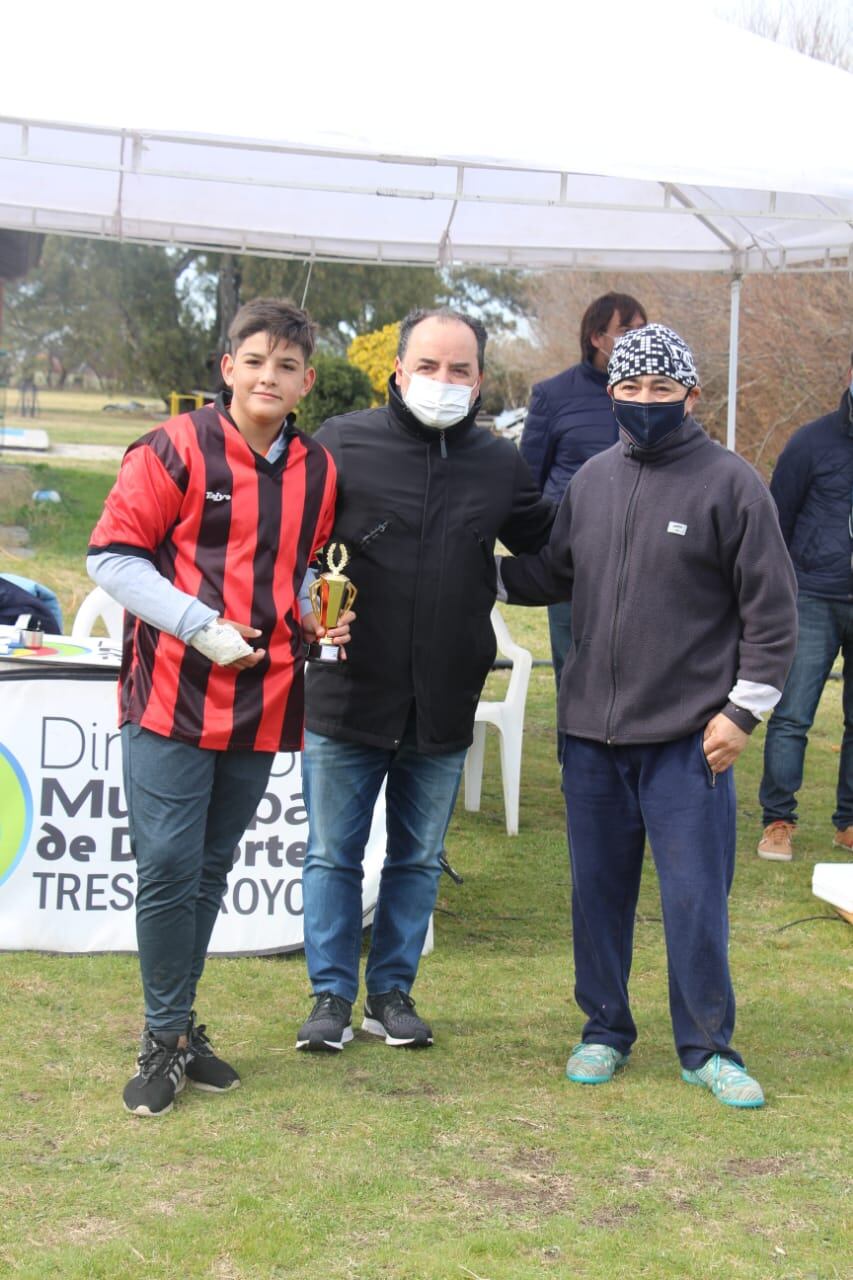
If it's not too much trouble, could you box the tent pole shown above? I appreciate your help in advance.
[300,259,314,309]
[726,273,742,452]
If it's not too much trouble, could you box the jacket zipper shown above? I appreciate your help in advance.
[471,525,495,574]
[358,519,390,551]
[605,465,643,743]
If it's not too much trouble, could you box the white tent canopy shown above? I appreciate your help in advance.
[1,1,850,273]
[0,115,848,276]
[0,0,851,441]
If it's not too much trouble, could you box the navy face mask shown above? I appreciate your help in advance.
[613,395,689,450]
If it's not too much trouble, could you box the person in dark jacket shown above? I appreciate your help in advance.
[500,324,797,1109]
[757,360,853,862]
[520,292,646,751]
[296,309,554,1053]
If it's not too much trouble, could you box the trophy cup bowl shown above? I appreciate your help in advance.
[307,543,357,664]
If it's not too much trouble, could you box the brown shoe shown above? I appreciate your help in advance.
[832,826,853,851]
[757,820,795,861]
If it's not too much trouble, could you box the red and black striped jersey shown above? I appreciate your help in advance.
[89,402,336,751]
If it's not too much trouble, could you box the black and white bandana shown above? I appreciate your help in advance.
[607,323,699,390]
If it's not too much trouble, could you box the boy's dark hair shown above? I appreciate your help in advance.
[397,308,488,373]
[228,298,318,362]
[580,292,647,363]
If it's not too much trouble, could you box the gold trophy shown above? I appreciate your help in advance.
[307,542,357,663]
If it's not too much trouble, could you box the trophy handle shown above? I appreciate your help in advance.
[341,581,358,614]
[308,577,323,616]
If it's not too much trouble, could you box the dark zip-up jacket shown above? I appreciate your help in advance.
[770,390,853,600]
[519,361,615,502]
[305,379,555,753]
[500,416,797,745]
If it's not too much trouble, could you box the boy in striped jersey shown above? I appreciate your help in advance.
[88,299,349,1115]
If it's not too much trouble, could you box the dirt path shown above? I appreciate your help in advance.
[49,443,125,461]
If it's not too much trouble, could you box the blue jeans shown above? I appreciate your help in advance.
[301,721,466,1003]
[562,732,742,1070]
[548,600,573,760]
[122,725,274,1034]
[760,594,853,829]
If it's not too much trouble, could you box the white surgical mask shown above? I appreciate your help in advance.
[402,370,476,430]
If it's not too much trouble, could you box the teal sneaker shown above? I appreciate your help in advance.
[681,1055,765,1109]
[565,1042,630,1084]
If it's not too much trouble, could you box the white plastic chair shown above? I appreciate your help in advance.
[463,607,533,836]
[71,586,124,642]
[421,915,434,956]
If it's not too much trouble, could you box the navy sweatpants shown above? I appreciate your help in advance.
[561,731,743,1071]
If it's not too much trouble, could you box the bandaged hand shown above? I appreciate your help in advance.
[190,618,259,666]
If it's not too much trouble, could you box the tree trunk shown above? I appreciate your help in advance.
[216,256,242,359]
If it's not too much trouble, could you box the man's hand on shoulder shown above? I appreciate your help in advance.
[702,713,749,774]
[190,618,265,669]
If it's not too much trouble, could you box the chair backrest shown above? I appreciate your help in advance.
[488,607,533,711]
[71,587,124,642]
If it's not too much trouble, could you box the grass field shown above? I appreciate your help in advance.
[0,456,850,1279]
[1,387,164,450]
[0,457,123,625]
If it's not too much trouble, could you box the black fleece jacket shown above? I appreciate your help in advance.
[500,416,798,746]
[305,379,554,753]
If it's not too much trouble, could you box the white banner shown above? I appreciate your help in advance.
[0,674,386,954]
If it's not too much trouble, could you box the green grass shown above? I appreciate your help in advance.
[0,624,850,1278]
[0,436,850,1279]
[0,459,119,623]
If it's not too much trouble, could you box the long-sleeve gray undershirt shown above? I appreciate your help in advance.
[87,431,314,640]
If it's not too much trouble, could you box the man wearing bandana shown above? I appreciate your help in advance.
[499,324,797,1109]
[520,291,646,756]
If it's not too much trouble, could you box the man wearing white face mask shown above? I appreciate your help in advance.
[296,309,554,1053]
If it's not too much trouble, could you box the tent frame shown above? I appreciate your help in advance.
[1,114,850,448]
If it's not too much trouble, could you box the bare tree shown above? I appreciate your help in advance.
[719,1,851,70]
[515,3,851,470]
[520,266,849,471]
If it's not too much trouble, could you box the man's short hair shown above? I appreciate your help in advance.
[580,292,647,363]
[398,308,488,373]
[228,298,318,362]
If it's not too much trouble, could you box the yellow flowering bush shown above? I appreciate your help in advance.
[348,322,400,406]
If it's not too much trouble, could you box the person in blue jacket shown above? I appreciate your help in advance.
[758,358,853,862]
[519,292,646,751]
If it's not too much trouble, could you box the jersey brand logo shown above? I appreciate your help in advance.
[205,491,232,503]
[667,521,687,536]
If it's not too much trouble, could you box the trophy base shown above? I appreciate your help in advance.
[307,640,343,664]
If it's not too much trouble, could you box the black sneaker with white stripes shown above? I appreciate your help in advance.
[296,993,353,1052]
[362,988,433,1047]
[123,1028,187,1116]
[185,1011,241,1092]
